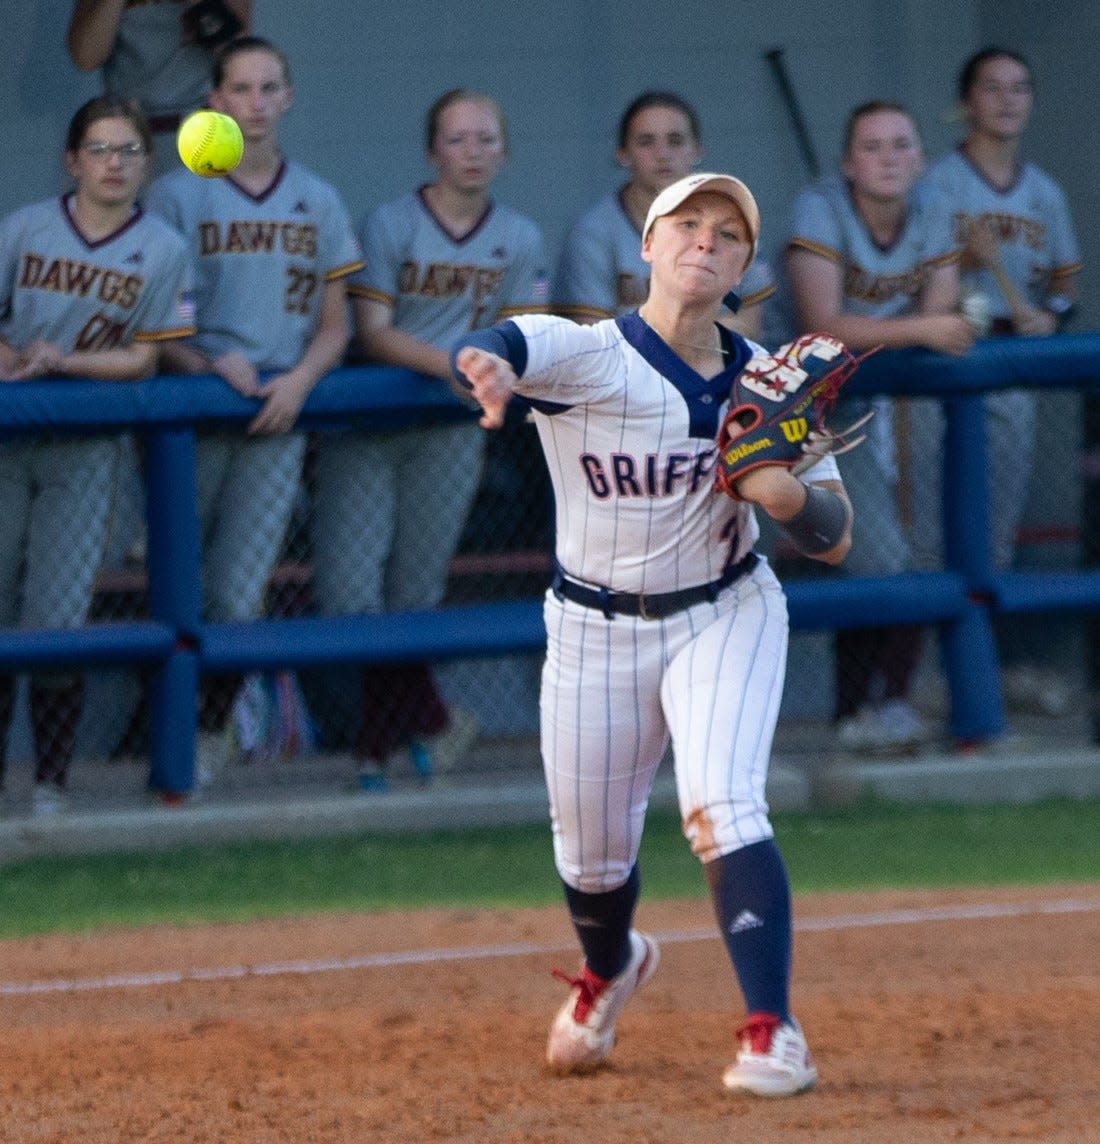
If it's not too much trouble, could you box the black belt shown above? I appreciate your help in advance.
[551,552,759,620]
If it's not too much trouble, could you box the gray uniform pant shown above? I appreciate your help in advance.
[0,436,119,630]
[909,390,1034,572]
[311,421,485,616]
[196,432,307,622]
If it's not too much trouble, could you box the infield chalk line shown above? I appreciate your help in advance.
[2,896,1097,998]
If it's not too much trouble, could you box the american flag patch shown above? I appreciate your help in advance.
[177,289,196,325]
[531,272,549,305]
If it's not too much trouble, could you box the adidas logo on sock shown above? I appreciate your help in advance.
[729,910,764,934]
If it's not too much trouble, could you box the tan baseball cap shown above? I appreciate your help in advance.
[642,172,760,264]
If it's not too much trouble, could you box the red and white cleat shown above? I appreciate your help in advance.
[545,930,659,1073]
[722,1012,817,1097]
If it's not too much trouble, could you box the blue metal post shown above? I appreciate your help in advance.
[147,649,200,795]
[940,394,1006,741]
[145,428,202,794]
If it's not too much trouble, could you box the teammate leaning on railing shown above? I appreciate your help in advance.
[0,95,193,816]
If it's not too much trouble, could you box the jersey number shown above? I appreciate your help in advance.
[74,312,125,351]
[285,267,318,315]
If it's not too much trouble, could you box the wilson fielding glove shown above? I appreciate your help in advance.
[714,333,876,498]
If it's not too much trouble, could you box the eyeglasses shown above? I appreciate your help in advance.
[81,141,146,161]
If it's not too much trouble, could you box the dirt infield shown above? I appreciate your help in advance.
[1,883,1096,1143]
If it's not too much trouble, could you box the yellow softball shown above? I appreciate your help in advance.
[176,110,244,177]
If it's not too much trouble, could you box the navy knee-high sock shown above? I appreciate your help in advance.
[705,839,792,1021]
[561,864,640,980]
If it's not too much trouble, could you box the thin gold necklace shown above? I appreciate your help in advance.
[665,336,735,356]
[640,311,733,356]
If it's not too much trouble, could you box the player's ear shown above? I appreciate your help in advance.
[614,146,631,170]
[62,150,80,181]
[208,88,226,114]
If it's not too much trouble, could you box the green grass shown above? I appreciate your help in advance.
[0,797,1096,938]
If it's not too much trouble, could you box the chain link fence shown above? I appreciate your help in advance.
[780,386,1094,753]
[2,377,1097,811]
[2,414,552,803]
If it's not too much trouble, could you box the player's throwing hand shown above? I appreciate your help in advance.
[453,346,516,429]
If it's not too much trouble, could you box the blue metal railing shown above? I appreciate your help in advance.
[1,333,1097,791]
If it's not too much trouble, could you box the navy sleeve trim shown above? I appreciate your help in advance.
[450,319,528,389]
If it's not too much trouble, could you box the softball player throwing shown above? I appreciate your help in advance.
[453,173,854,1095]
[553,90,774,341]
[0,95,193,814]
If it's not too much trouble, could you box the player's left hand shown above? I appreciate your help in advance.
[1011,306,1057,337]
[213,351,261,397]
[3,340,65,381]
[248,371,309,435]
[453,346,516,430]
[714,334,875,499]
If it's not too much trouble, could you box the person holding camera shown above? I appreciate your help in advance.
[67,1,253,177]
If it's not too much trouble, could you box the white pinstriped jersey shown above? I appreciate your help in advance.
[553,188,775,321]
[146,160,363,370]
[100,1,215,119]
[348,188,547,349]
[924,148,1081,318]
[0,194,194,352]
[507,312,838,595]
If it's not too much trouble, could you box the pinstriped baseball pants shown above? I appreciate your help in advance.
[541,559,787,893]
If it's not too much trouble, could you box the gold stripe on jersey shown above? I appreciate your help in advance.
[498,302,548,317]
[133,324,198,343]
[345,284,393,304]
[787,236,842,263]
[1049,261,1083,282]
[740,284,776,307]
[323,258,366,283]
[553,302,614,321]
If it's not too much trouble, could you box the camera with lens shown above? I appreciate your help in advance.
[181,0,243,49]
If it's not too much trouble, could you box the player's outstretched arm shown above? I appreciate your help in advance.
[7,338,157,382]
[451,323,528,430]
[66,0,127,71]
[0,337,22,379]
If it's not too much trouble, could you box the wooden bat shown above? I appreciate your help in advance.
[965,216,1032,328]
[989,258,1031,327]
